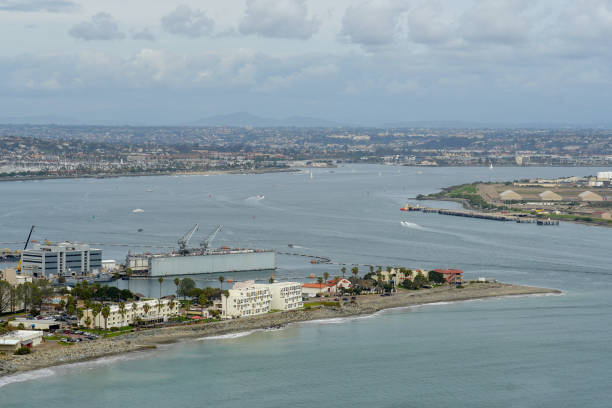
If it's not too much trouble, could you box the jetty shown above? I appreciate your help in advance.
[401,205,559,225]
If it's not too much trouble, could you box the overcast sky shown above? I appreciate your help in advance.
[1,0,612,125]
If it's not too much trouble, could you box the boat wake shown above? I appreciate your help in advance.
[400,221,424,230]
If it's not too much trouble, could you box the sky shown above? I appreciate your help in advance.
[1,0,612,126]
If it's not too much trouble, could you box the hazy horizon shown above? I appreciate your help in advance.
[1,1,612,126]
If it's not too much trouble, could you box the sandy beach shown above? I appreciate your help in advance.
[0,282,561,379]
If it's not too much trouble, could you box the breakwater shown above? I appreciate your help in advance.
[402,205,559,225]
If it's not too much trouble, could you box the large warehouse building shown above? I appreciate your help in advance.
[21,242,102,278]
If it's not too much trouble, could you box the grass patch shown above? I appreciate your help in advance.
[304,301,340,308]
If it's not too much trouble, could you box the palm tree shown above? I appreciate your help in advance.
[132,302,139,324]
[92,303,102,328]
[199,294,208,316]
[84,316,92,328]
[323,272,329,283]
[143,303,150,324]
[76,308,84,327]
[351,266,359,281]
[218,276,225,291]
[101,305,111,333]
[118,302,126,327]
[174,277,180,299]
[157,277,164,299]
[341,266,346,279]
[168,299,176,316]
[156,299,162,322]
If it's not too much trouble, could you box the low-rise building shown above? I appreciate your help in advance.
[221,281,272,319]
[432,269,464,285]
[0,330,43,353]
[8,318,62,331]
[268,282,303,311]
[80,299,179,329]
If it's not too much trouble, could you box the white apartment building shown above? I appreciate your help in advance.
[80,299,179,329]
[268,282,303,311]
[221,281,272,319]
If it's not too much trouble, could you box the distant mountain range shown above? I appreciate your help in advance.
[1,112,611,129]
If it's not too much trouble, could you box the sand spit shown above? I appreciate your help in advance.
[0,283,560,378]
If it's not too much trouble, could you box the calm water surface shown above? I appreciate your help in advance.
[1,165,611,408]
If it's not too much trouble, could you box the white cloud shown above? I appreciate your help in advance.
[459,0,534,45]
[0,0,76,12]
[239,0,319,39]
[133,27,156,42]
[69,12,125,41]
[161,5,214,38]
[340,0,409,46]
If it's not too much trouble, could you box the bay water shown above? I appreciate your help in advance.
[1,165,611,407]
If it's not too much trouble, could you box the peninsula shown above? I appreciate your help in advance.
[0,282,560,378]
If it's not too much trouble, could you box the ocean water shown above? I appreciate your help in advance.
[1,165,612,407]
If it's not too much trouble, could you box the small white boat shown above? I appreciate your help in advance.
[132,208,145,213]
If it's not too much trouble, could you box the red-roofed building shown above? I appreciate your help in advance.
[301,278,352,297]
[432,269,464,285]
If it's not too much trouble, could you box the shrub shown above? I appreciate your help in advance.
[14,346,32,355]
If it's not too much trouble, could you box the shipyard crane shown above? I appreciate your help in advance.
[200,225,222,251]
[178,224,199,254]
[16,225,35,272]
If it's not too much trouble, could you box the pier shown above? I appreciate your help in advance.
[402,205,559,225]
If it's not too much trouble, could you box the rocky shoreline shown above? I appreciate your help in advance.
[0,283,561,379]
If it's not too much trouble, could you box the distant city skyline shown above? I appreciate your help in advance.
[1,0,611,126]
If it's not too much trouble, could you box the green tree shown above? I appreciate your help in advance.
[101,304,111,332]
[168,299,176,316]
[157,277,164,299]
[84,316,92,328]
[341,266,346,279]
[428,270,446,284]
[218,276,225,292]
[0,281,12,313]
[323,272,329,283]
[143,303,150,322]
[177,278,196,299]
[76,308,84,327]
[198,294,208,316]
[174,277,180,298]
[58,299,66,312]
[92,303,103,328]
[118,302,126,327]
[351,266,359,281]
[156,299,162,321]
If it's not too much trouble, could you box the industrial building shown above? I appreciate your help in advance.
[21,242,102,278]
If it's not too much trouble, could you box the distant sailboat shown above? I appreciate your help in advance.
[489,162,494,170]
[309,171,313,180]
